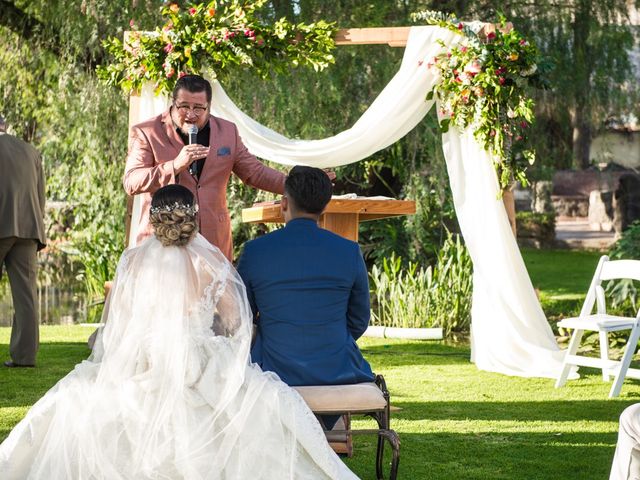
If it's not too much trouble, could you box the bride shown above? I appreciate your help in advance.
[0,184,358,480]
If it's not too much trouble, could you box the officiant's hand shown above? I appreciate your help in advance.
[174,145,210,173]
[323,169,336,183]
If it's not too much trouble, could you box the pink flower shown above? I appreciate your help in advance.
[520,121,528,129]
[519,39,527,46]
[460,46,468,53]
[495,67,505,75]
[498,77,506,85]
[189,7,197,15]
[129,19,135,28]
[166,68,175,78]
[465,60,482,74]
[244,29,255,37]
[458,72,472,84]
[458,23,464,30]
[178,72,187,78]
[487,31,496,41]
[489,130,496,137]
[257,38,264,46]
[164,43,173,53]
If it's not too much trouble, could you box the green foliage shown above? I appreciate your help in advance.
[442,0,640,171]
[515,211,555,246]
[97,0,336,95]
[414,10,543,189]
[369,233,472,335]
[610,221,640,261]
[605,221,640,316]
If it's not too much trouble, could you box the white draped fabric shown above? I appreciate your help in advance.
[132,26,564,378]
[0,235,357,479]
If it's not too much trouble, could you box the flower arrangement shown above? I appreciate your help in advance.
[412,11,545,189]
[97,0,336,95]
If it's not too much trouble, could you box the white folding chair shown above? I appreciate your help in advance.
[555,255,640,398]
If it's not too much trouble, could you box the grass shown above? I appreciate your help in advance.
[521,248,603,322]
[1,325,637,479]
[0,249,631,479]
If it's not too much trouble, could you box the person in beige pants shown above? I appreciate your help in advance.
[611,403,640,480]
[0,116,46,367]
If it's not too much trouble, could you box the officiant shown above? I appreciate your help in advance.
[123,74,286,260]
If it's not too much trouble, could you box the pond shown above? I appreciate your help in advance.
[0,249,98,327]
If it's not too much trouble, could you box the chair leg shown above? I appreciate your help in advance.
[599,330,610,381]
[376,429,400,480]
[609,325,640,398]
[556,329,584,388]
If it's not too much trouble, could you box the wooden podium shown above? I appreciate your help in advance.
[242,198,416,242]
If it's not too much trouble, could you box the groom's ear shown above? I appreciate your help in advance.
[281,195,289,212]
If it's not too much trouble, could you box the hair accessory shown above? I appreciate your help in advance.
[150,202,198,215]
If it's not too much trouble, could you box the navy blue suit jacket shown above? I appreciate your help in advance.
[237,218,374,386]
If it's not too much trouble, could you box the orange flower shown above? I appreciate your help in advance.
[508,53,519,61]
[207,7,216,17]
[169,3,179,13]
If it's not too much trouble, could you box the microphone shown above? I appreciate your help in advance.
[186,124,199,177]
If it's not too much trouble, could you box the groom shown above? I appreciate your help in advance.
[237,166,374,395]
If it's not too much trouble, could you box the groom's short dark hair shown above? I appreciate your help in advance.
[285,166,332,214]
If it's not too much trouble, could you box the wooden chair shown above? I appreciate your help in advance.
[294,374,400,480]
[555,255,640,397]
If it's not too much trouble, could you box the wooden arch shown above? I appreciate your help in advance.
[125,26,517,243]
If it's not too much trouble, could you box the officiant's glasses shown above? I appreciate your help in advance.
[174,103,209,116]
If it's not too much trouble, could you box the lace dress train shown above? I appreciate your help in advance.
[0,235,358,480]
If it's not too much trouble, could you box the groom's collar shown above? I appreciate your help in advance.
[285,217,319,228]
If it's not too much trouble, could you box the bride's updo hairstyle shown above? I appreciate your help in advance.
[149,184,198,247]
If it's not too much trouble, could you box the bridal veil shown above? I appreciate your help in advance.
[0,234,357,479]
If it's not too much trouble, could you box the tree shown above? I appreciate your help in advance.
[436,0,640,170]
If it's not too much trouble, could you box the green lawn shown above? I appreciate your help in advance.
[521,248,603,322]
[1,324,637,480]
[0,249,632,479]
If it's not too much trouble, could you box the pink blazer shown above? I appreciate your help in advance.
[123,110,285,260]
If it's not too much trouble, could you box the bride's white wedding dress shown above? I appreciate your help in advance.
[0,234,358,479]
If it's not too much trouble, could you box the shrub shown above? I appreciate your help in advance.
[516,211,555,247]
[369,233,472,336]
[605,221,640,316]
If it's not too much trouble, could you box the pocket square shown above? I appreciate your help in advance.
[217,147,231,156]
